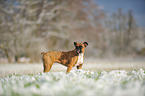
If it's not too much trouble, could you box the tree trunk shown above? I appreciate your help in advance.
[4,48,12,63]
[0,44,12,63]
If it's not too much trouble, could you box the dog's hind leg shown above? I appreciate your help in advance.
[44,63,53,72]
[43,55,53,72]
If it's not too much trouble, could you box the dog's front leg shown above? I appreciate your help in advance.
[66,65,73,74]
[77,64,83,69]
[66,59,75,73]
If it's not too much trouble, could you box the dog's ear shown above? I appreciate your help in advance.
[83,42,88,47]
[74,42,78,46]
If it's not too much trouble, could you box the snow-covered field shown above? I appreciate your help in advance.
[0,59,145,77]
[0,60,145,96]
[0,69,145,96]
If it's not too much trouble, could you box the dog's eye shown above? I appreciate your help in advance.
[79,46,83,49]
[76,46,79,49]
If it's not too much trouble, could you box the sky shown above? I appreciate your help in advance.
[95,0,145,27]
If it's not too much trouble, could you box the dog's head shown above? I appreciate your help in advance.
[74,42,88,54]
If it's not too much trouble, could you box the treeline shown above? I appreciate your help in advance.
[0,0,145,63]
[99,9,145,57]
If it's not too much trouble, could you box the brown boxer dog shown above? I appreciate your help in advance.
[41,42,88,73]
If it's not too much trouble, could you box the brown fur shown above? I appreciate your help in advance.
[41,42,88,73]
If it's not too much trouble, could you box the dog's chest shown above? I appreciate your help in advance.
[75,53,84,67]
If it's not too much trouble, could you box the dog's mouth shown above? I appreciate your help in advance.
[75,46,83,54]
[76,50,82,54]
[76,50,80,54]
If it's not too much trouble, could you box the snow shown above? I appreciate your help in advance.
[0,69,145,96]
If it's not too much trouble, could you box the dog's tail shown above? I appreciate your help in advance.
[41,52,46,55]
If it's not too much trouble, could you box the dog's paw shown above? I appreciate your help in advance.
[76,69,82,72]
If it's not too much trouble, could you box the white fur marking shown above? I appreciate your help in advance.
[75,53,84,67]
